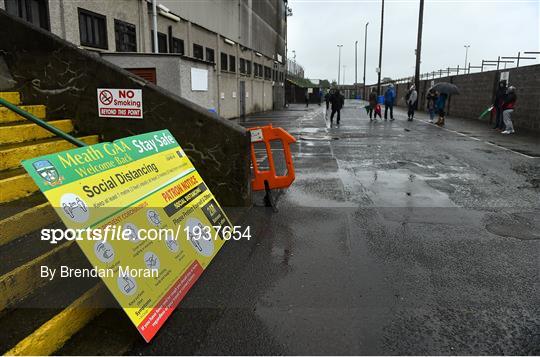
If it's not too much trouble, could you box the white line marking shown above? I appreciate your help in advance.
[418,119,536,159]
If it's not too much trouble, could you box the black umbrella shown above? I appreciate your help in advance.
[429,82,460,95]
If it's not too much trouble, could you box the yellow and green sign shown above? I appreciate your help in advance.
[22,129,231,342]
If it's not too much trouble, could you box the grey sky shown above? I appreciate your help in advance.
[287,0,540,84]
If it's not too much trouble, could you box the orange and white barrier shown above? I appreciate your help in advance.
[248,124,296,192]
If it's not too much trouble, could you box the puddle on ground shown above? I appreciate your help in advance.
[299,127,322,134]
[299,135,338,141]
[283,176,358,208]
[355,169,456,207]
[484,211,540,240]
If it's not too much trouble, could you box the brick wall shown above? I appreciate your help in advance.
[367,64,540,132]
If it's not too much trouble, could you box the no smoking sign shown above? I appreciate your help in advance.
[99,90,114,105]
[97,88,143,119]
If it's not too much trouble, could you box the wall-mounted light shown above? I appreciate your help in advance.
[224,38,236,46]
[255,52,262,57]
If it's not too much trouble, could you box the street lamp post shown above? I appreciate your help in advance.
[343,65,347,85]
[355,40,358,97]
[464,45,470,70]
[377,0,385,95]
[363,22,369,99]
[414,0,425,91]
[337,44,343,85]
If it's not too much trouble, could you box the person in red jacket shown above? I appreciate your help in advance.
[501,86,517,135]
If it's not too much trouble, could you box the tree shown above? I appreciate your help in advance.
[320,79,331,88]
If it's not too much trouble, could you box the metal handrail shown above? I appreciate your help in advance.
[0,97,87,147]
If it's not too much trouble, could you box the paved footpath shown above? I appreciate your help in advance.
[65,102,539,355]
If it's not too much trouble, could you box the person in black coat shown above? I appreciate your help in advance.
[329,89,344,125]
[493,80,507,130]
[368,89,378,120]
[325,90,332,110]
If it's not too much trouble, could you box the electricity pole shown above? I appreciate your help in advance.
[363,22,369,99]
[414,0,425,91]
[337,44,343,85]
[376,0,385,95]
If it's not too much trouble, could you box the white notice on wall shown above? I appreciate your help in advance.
[232,91,236,98]
[191,68,208,91]
[500,71,509,82]
[246,92,249,98]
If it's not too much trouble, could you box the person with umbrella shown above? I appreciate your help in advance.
[435,93,448,126]
[430,82,459,95]
[406,85,418,121]
[428,82,459,126]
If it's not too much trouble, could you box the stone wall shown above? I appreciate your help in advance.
[0,10,251,206]
[367,64,540,132]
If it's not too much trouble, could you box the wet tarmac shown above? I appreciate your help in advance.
[126,102,539,355]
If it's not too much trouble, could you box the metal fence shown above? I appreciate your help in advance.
[391,51,540,84]
[286,59,305,78]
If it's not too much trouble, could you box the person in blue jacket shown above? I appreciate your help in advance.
[383,84,396,121]
[435,93,448,126]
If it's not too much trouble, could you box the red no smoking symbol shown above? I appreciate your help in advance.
[99,90,113,105]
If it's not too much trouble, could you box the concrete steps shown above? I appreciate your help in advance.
[0,105,46,123]
[0,168,37,204]
[0,91,105,355]
[0,135,99,171]
[0,92,21,105]
[0,193,56,246]
[0,280,106,355]
[0,119,74,144]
